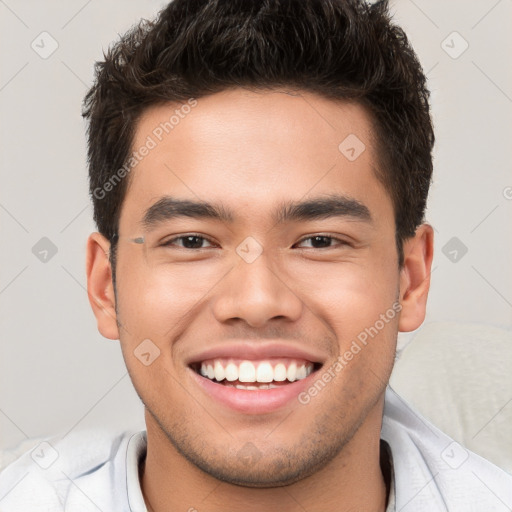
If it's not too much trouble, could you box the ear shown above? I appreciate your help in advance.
[398,223,434,332]
[86,232,119,340]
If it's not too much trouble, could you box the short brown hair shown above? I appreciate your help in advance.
[82,0,434,269]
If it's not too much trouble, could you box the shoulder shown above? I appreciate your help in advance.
[382,387,512,512]
[0,429,142,512]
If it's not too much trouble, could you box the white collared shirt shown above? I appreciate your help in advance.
[0,387,510,511]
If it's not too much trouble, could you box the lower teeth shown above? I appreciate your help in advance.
[229,383,280,390]
[211,380,284,390]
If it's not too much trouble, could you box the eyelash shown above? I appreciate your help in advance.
[161,234,218,249]
[294,234,351,249]
[160,233,351,250]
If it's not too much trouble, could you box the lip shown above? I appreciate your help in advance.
[185,341,327,366]
[188,365,321,414]
[185,342,327,414]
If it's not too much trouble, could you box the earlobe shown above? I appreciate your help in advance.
[86,232,120,340]
[398,224,434,332]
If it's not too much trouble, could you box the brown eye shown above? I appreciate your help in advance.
[295,235,348,249]
[161,235,215,249]
[307,236,332,248]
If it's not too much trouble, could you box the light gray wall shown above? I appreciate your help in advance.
[1,0,511,452]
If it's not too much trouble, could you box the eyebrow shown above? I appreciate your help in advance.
[275,194,372,224]
[141,194,372,230]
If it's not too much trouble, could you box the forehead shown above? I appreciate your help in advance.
[121,88,391,229]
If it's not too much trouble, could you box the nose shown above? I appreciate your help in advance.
[210,253,304,328]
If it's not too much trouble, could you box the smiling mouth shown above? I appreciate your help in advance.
[190,358,322,390]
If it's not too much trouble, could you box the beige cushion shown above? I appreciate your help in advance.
[390,321,512,473]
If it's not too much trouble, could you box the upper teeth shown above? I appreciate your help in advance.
[199,359,314,383]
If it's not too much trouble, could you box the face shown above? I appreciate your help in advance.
[88,88,431,487]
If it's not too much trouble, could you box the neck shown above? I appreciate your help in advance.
[140,397,388,512]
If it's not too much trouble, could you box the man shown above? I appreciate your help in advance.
[0,0,510,510]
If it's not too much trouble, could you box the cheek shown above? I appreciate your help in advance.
[115,259,227,340]
[293,257,398,322]
[290,258,399,372]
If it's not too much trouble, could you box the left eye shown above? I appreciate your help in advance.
[162,235,215,249]
[294,235,347,249]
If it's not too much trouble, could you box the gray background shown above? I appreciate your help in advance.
[0,0,511,453]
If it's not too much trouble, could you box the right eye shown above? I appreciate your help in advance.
[160,234,218,250]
